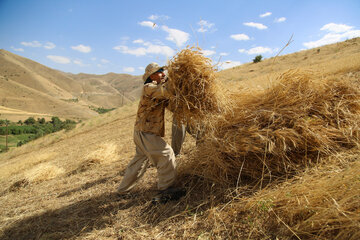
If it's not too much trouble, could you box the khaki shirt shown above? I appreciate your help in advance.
[134,81,171,137]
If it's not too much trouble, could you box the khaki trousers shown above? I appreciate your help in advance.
[117,130,176,193]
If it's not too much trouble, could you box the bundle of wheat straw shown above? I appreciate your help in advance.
[183,69,360,184]
[245,158,360,239]
[166,47,227,126]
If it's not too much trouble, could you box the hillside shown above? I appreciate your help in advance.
[217,37,360,89]
[0,50,142,121]
[67,72,143,109]
[0,38,360,239]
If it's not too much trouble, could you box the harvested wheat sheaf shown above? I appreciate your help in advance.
[245,158,360,239]
[166,47,228,125]
[184,69,360,184]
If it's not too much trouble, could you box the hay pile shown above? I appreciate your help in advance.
[184,69,360,184]
[245,158,360,239]
[166,47,227,125]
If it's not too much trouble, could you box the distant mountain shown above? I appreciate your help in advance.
[0,49,143,121]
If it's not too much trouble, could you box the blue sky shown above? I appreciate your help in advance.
[0,0,359,75]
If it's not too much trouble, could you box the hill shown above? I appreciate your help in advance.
[67,72,143,109]
[217,36,360,89]
[0,38,360,239]
[0,49,142,121]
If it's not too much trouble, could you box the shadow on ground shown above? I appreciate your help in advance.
[0,190,141,240]
[0,174,241,240]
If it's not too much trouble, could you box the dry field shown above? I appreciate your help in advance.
[0,38,360,240]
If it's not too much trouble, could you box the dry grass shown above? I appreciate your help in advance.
[0,151,58,182]
[24,163,65,183]
[84,141,119,164]
[183,69,360,185]
[209,152,360,240]
[253,160,360,240]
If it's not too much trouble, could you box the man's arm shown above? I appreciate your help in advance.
[144,82,171,100]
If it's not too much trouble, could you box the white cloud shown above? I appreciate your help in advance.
[138,66,145,71]
[219,52,229,56]
[47,55,71,64]
[238,47,273,55]
[303,30,360,48]
[20,41,56,50]
[320,23,353,33]
[71,44,91,53]
[146,44,175,57]
[91,57,97,61]
[133,39,144,44]
[247,46,273,54]
[123,67,135,73]
[73,59,85,66]
[21,41,42,47]
[114,45,146,56]
[230,33,250,41]
[220,61,242,70]
[114,41,175,57]
[149,15,158,21]
[202,49,216,56]
[148,15,169,21]
[345,30,360,38]
[243,22,268,30]
[275,17,286,23]
[11,46,24,52]
[197,20,216,33]
[101,59,109,64]
[260,12,272,18]
[162,25,190,47]
[44,42,56,49]
[139,21,157,29]
[303,23,360,48]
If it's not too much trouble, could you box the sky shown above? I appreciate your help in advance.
[0,0,359,75]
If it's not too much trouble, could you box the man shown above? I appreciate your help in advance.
[117,62,185,203]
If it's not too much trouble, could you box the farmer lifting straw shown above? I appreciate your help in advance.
[117,62,185,203]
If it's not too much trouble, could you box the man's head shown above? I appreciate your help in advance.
[143,62,166,84]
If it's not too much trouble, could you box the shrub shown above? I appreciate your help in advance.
[24,117,36,125]
[253,55,263,63]
[89,106,116,114]
[64,123,76,131]
[37,118,45,124]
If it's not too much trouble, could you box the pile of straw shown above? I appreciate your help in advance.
[185,69,360,184]
[166,47,227,125]
[246,158,360,239]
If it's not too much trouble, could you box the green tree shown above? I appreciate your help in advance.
[37,118,46,124]
[51,116,62,131]
[24,117,36,125]
[253,55,263,63]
